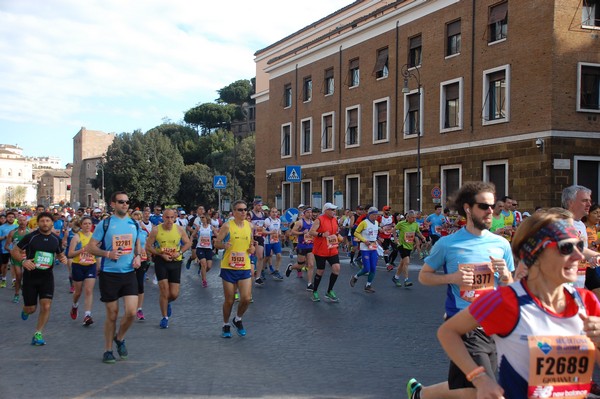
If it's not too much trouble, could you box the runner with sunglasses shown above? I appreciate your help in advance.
[437,212,600,399]
[407,181,514,399]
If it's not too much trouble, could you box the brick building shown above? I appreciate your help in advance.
[253,0,600,213]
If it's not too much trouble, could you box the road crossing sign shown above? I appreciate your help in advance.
[285,165,302,182]
[213,175,227,189]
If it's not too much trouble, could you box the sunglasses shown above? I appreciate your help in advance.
[474,202,494,210]
[550,239,584,256]
[116,200,130,205]
[236,208,247,212]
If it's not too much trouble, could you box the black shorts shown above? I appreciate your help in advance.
[254,236,265,246]
[22,270,54,306]
[1,253,10,265]
[135,261,150,294]
[99,271,138,302]
[195,248,214,261]
[398,247,413,259]
[314,254,340,270]
[155,259,182,284]
[448,327,497,389]
[585,267,600,291]
[297,247,313,256]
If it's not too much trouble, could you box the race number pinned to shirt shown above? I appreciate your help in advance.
[326,234,339,249]
[404,232,415,244]
[113,234,133,254]
[34,251,54,270]
[459,262,494,303]
[79,251,95,265]
[199,236,211,248]
[229,252,246,268]
[527,335,594,399]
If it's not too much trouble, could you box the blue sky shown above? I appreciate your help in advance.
[0,0,350,166]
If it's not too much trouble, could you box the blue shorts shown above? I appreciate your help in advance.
[265,242,282,256]
[71,263,97,281]
[220,269,252,284]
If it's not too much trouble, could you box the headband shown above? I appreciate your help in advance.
[518,219,579,267]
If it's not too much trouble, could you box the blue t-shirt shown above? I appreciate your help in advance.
[92,216,139,273]
[426,213,446,237]
[53,219,65,239]
[149,214,163,226]
[0,223,18,254]
[424,227,514,318]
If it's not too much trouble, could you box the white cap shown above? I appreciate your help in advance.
[298,204,306,209]
[523,211,531,217]
[180,211,186,215]
[323,202,338,211]
[367,206,379,215]
[93,208,102,213]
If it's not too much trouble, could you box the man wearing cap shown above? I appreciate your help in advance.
[175,211,188,228]
[308,202,343,302]
[378,206,398,271]
[350,207,380,293]
[91,208,103,227]
[249,199,267,286]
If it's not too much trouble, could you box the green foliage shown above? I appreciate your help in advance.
[146,123,200,165]
[176,163,217,209]
[217,79,253,105]
[183,103,236,134]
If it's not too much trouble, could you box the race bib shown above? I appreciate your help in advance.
[162,247,178,257]
[199,236,211,248]
[459,263,494,303]
[270,233,279,243]
[368,241,378,250]
[527,335,593,399]
[112,234,133,254]
[79,251,95,265]
[229,251,246,268]
[382,225,394,234]
[326,234,339,249]
[303,231,313,244]
[254,226,264,237]
[34,251,54,270]
[404,232,415,244]
[435,225,442,233]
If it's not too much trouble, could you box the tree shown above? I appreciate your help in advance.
[146,123,200,165]
[183,103,237,134]
[176,163,217,209]
[217,79,253,105]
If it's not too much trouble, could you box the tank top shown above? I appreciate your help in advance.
[196,224,213,249]
[313,215,339,257]
[297,218,314,250]
[222,220,252,270]
[250,211,266,237]
[156,224,182,261]
[74,231,96,265]
[10,228,29,266]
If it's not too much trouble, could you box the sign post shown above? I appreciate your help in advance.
[213,175,228,213]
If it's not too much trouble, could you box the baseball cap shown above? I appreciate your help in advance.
[298,204,306,209]
[367,206,379,215]
[323,203,338,211]
[93,208,102,213]
[383,205,391,211]
[253,199,263,205]
[523,212,531,217]
[262,205,270,210]
[179,211,186,215]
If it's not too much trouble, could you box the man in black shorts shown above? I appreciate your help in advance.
[11,212,67,346]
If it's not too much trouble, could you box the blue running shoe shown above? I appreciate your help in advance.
[160,317,169,329]
[113,337,128,359]
[407,378,422,399]
[221,325,232,338]
[21,310,29,320]
[233,319,246,337]
[31,331,45,346]
[103,351,116,364]
[167,303,172,317]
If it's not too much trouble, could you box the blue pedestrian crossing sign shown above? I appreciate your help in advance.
[213,175,227,189]
[285,165,302,182]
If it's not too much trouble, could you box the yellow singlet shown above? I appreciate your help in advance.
[222,220,252,271]
[156,224,182,261]
[74,231,96,265]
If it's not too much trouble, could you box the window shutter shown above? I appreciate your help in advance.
[373,48,389,74]
[447,20,461,36]
[489,2,508,25]
[348,110,358,127]
[408,94,419,112]
[410,35,422,49]
[446,83,459,100]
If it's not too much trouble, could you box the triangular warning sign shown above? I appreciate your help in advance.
[288,169,299,180]
[216,178,224,186]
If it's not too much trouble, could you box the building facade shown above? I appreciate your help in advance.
[0,145,37,207]
[71,127,115,208]
[253,0,600,213]
[37,168,72,208]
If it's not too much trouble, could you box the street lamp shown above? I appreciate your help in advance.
[95,161,105,208]
[401,64,422,212]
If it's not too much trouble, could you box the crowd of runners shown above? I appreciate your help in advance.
[1,182,600,398]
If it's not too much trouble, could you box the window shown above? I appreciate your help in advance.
[373,172,389,209]
[345,106,360,147]
[303,76,312,102]
[301,180,312,207]
[346,175,360,210]
[583,0,600,27]
[441,165,461,206]
[373,47,389,79]
[446,20,461,56]
[282,182,292,210]
[284,84,292,108]
[324,68,334,95]
[482,65,510,124]
[321,113,334,151]
[440,78,463,132]
[404,169,422,212]
[349,58,360,87]
[488,2,508,43]
[300,118,312,155]
[578,62,600,112]
[483,160,508,199]
[408,35,422,68]
[404,90,423,136]
[575,156,600,203]
[373,98,389,142]
[8,169,12,177]
[322,178,334,204]
[281,124,292,158]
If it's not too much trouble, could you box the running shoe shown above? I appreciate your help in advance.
[297,270,303,278]
[269,265,275,273]
[350,276,358,287]
[234,293,240,302]
[70,306,78,320]
[113,336,128,359]
[69,285,75,294]
[232,319,246,337]
[406,378,422,399]
[13,294,19,304]
[392,276,403,287]
[185,258,192,270]
[152,275,158,285]
[306,283,314,292]
[311,291,320,302]
[167,303,172,317]
[349,261,356,267]
[404,279,414,287]
[325,290,339,302]
[31,331,45,346]
[285,263,293,277]
[271,271,284,281]
[136,309,145,321]
[364,285,376,293]
[254,277,265,286]
[386,264,394,272]
[21,310,29,320]
[260,270,266,280]
[83,315,94,326]
[12,278,16,287]
[0,280,6,288]
[202,280,208,288]
[160,317,169,329]
[221,325,232,338]
[103,351,116,364]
